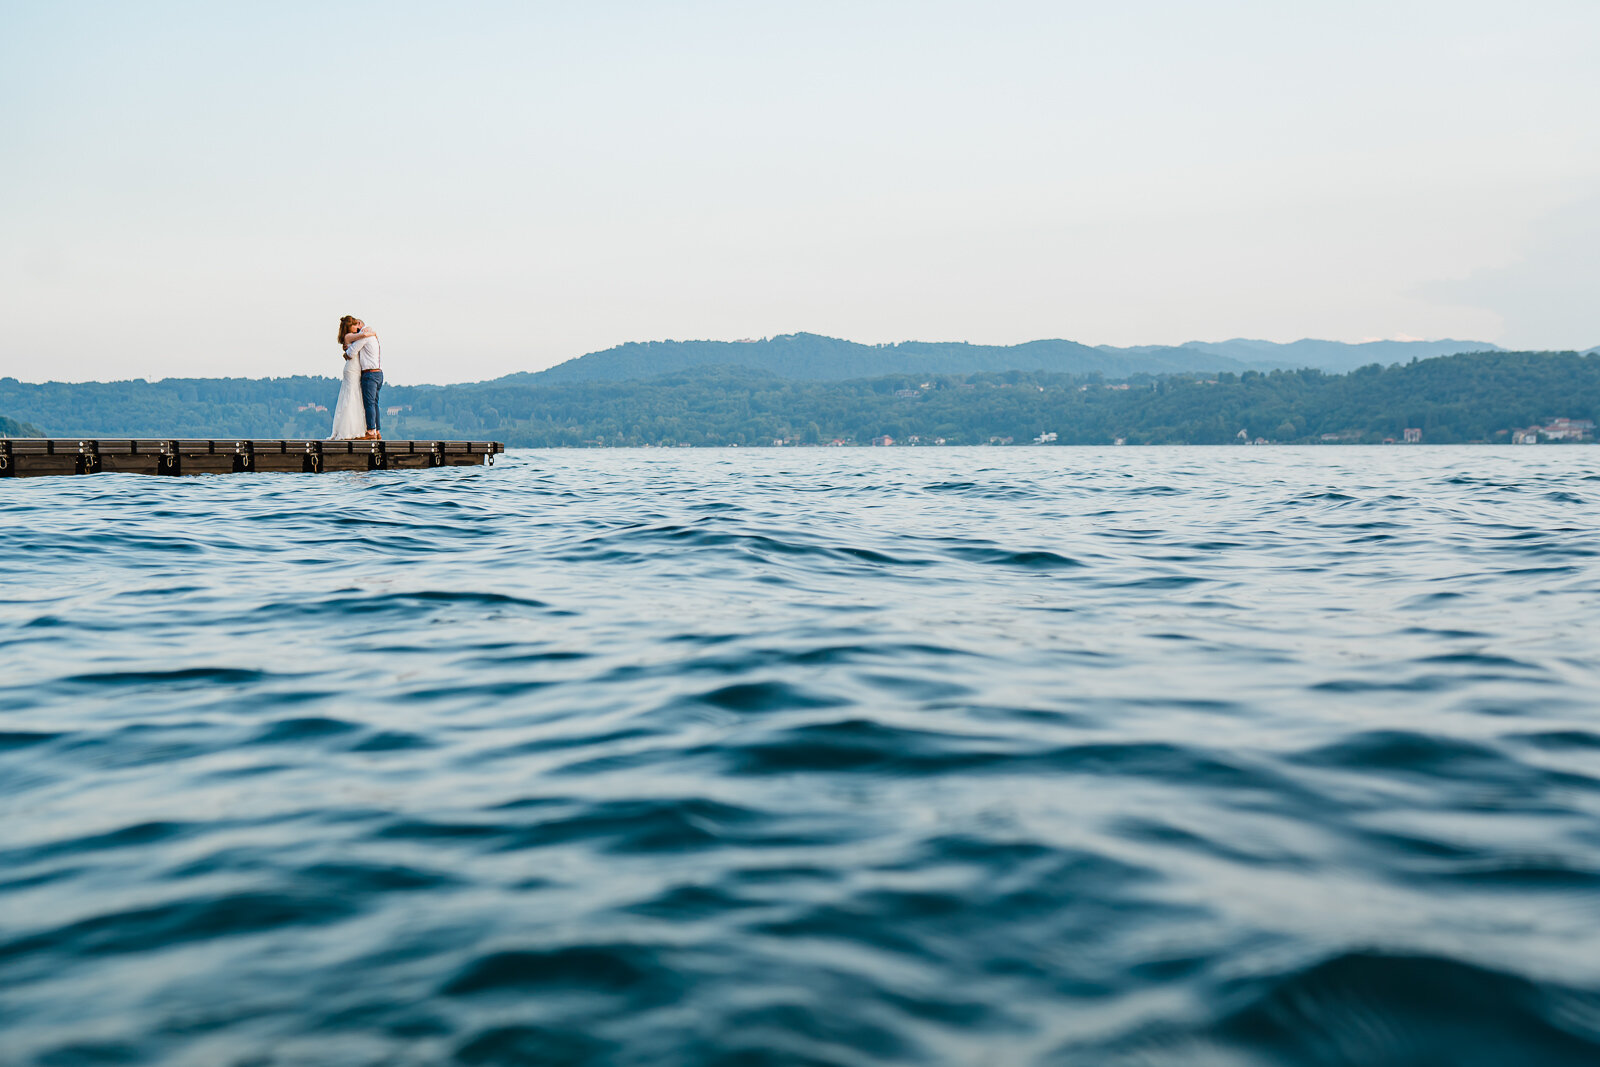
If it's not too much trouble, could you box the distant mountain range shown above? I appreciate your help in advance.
[507,333,1507,385]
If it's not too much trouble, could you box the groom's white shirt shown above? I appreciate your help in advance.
[347,336,382,372]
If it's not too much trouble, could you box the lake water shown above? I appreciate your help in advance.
[3,448,1599,1066]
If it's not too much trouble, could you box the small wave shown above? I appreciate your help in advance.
[693,681,843,713]
[1088,952,1600,1066]
[0,890,354,967]
[455,1026,615,1066]
[715,718,1011,775]
[555,522,926,568]
[947,546,1086,568]
[350,729,435,752]
[250,716,361,744]
[253,589,553,619]
[0,730,62,749]
[1507,730,1600,751]
[57,666,278,688]
[1109,574,1207,589]
[3,820,197,868]
[441,943,672,999]
[1291,729,1512,777]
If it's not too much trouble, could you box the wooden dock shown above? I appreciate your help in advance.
[0,439,505,477]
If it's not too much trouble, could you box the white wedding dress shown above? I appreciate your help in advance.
[328,350,367,439]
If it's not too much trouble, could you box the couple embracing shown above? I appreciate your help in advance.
[329,315,384,440]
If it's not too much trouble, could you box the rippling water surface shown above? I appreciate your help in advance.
[4,448,1600,1065]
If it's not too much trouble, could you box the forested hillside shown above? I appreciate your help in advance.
[1174,337,1504,374]
[0,414,42,437]
[2,351,1594,447]
[0,377,347,440]
[443,350,1598,447]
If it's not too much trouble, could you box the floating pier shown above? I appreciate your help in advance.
[0,439,504,477]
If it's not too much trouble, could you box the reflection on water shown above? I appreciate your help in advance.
[2,448,1599,1065]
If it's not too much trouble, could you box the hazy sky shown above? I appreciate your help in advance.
[3,1,1597,383]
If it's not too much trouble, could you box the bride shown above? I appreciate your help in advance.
[328,315,368,440]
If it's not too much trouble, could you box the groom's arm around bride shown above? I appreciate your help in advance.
[341,317,384,440]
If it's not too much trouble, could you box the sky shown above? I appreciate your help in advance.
[2,0,1597,383]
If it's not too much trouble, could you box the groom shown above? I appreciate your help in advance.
[341,317,384,440]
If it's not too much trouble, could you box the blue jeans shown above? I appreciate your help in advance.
[361,371,383,433]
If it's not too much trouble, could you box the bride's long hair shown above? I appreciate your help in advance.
[337,315,360,344]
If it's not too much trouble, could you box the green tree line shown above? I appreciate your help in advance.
[2,351,1596,446]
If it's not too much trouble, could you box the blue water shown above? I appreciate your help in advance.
[3,448,1600,1066]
